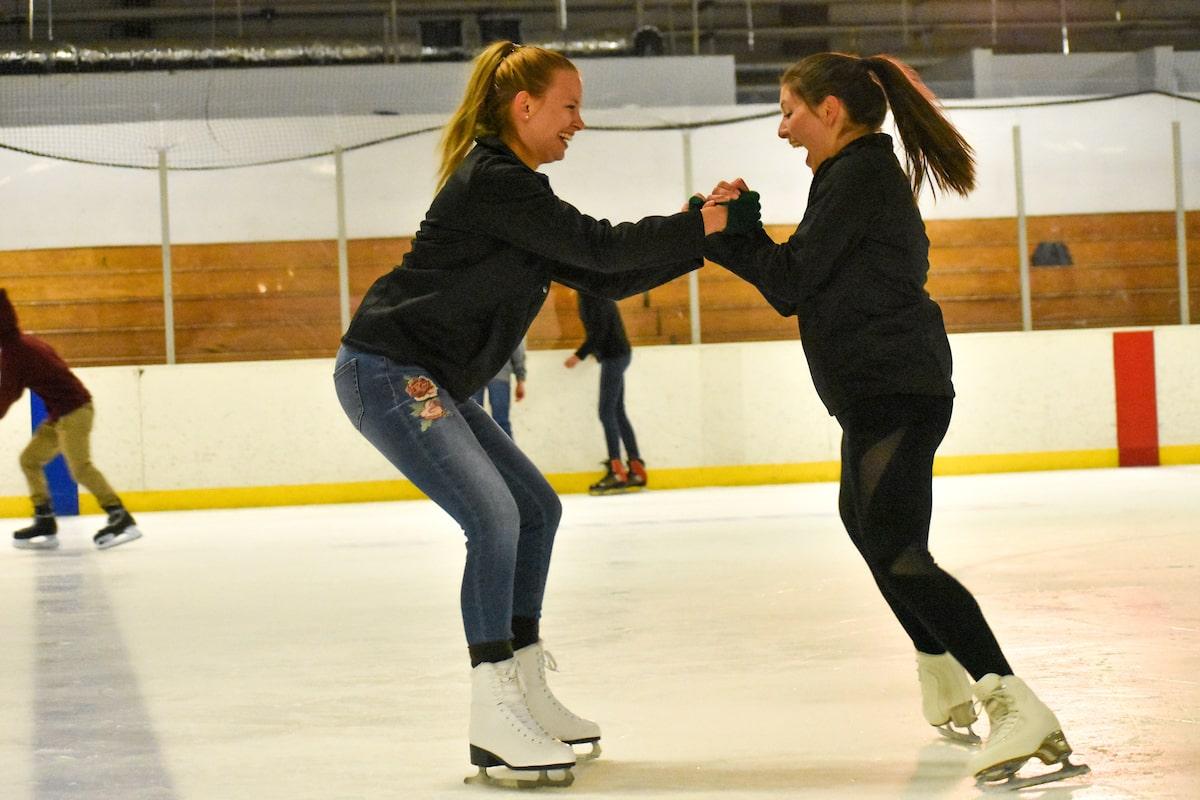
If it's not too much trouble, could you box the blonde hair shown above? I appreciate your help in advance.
[437,41,576,190]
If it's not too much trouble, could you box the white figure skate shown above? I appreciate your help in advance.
[916,651,980,746]
[464,658,576,789]
[515,641,602,760]
[969,674,1090,791]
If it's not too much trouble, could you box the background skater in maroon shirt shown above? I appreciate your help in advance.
[0,289,142,551]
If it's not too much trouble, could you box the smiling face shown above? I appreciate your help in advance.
[507,68,586,169]
[777,85,839,173]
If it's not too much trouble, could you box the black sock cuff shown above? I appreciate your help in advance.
[468,640,514,667]
[511,616,540,651]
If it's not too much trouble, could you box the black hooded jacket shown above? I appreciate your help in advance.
[343,137,704,401]
[573,293,630,362]
[703,133,954,416]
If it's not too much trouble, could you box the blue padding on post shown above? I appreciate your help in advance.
[30,392,79,516]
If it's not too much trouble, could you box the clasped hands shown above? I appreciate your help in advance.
[685,178,761,236]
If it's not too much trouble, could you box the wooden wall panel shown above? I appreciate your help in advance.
[0,211,1194,366]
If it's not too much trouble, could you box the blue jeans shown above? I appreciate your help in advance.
[598,353,640,461]
[471,378,514,439]
[333,345,561,646]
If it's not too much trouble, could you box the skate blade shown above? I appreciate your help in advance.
[95,527,143,551]
[464,766,575,789]
[976,758,1090,791]
[935,722,981,747]
[566,739,601,761]
[13,535,59,551]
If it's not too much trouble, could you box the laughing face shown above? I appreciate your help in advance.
[777,84,836,173]
[508,68,586,169]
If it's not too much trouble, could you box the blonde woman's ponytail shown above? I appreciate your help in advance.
[436,41,576,190]
[437,41,514,190]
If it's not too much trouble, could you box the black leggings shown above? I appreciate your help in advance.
[837,394,1011,681]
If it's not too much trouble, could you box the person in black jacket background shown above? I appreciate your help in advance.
[563,292,646,495]
[702,53,1086,790]
[333,40,760,786]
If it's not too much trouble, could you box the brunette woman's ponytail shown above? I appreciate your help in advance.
[862,55,975,198]
[782,52,974,198]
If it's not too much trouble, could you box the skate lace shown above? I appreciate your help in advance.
[983,687,1018,741]
[533,648,585,722]
[496,663,552,738]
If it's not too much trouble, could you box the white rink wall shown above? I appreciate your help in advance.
[1,325,1197,501]
[1,93,1199,250]
[1155,325,1200,447]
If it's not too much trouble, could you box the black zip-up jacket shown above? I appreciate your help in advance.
[573,293,630,361]
[343,137,704,401]
[703,133,953,416]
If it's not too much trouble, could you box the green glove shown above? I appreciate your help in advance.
[687,194,705,212]
[720,190,761,235]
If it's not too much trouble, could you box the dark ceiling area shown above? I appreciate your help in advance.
[4,1,1199,101]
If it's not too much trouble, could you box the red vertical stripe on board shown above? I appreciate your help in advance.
[1112,331,1159,467]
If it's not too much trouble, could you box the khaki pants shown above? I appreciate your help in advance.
[19,402,120,510]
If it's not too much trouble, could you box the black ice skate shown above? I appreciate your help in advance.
[13,504,58,550]
[625,458,648,491]
[588,460,630,496]
[93,505,143,550]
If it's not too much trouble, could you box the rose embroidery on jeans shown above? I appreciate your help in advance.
[405,376,438,401]
[405,375,452,431]
[420,398,446,421]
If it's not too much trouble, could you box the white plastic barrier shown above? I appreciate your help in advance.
[2,326,1196,512]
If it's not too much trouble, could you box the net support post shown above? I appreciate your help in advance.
[682,130,701,344]
[158,148,176,364]
[389,0,398,62]
[690,0,700,55]
[1012,125,1032,332]
[1172,121,1190,325]
[335,146,351,333]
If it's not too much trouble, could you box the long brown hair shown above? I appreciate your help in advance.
[781,52,974,198]
[436,40,576,190]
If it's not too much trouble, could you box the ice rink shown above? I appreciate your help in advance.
[1,466,1198,800]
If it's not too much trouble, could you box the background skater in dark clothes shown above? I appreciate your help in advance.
[471,341,527,439]
[563,292,647,494]
[333,40,761,788]
[701,52,1087,790]
[0,289,142,551]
